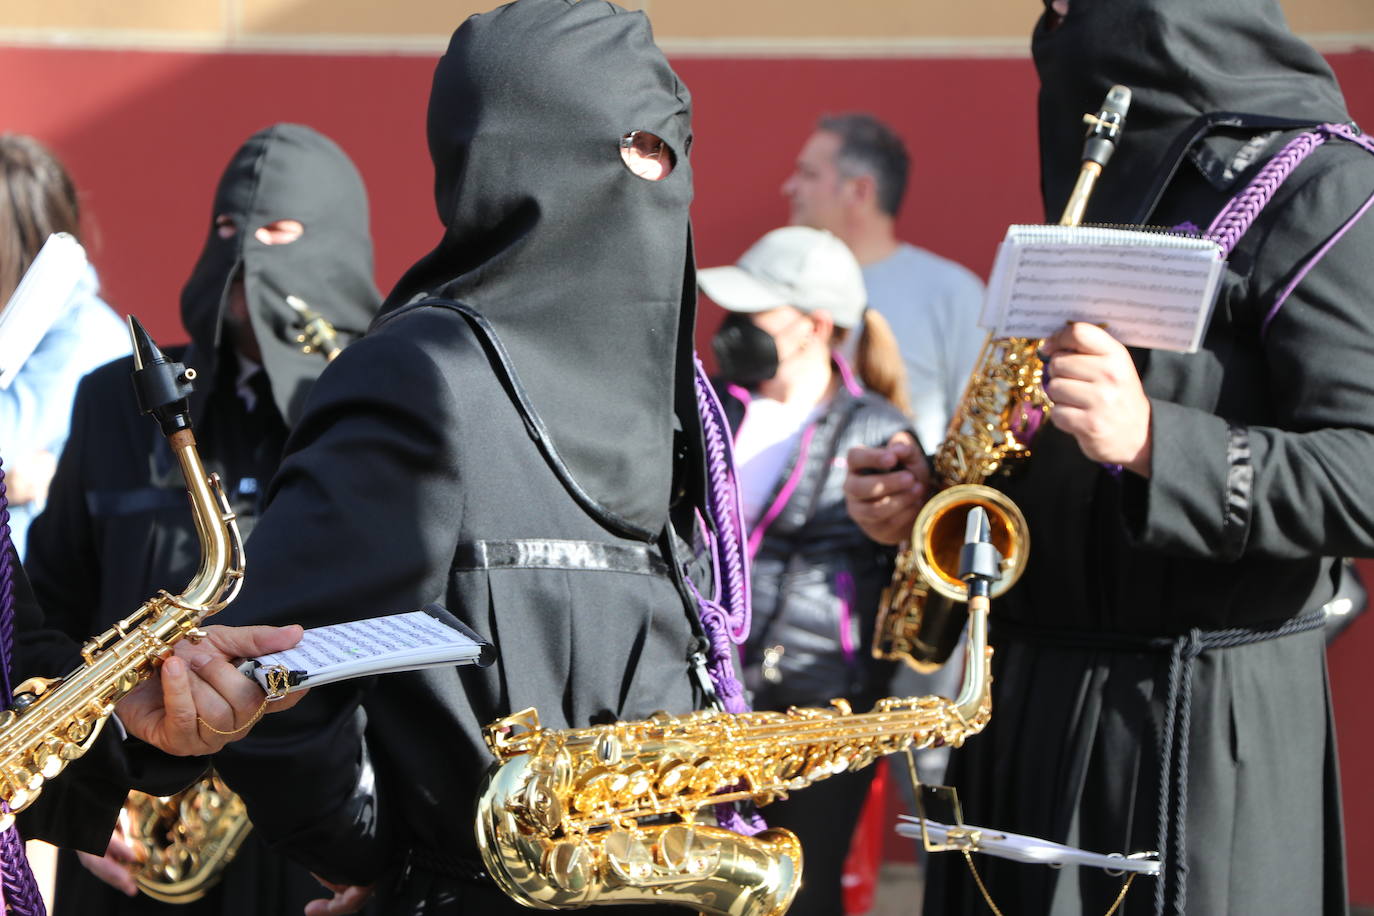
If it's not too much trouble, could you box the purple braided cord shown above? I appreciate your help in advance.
[1202,123,1374,255]
[1203,123,1374,337]
[0,816,42,916]
[1205,129,1329,255]
[687,363,769,835]
[683,578,748,715]
[0,463,48,916]
[0,466,16,699]
[693,357,752,645]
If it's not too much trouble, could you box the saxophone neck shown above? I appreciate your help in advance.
[128,316,244,620]
[168,438,244,619]
[953,596,992,725]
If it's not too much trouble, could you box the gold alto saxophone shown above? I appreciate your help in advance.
[476,514,998,916]
[0,317,244,831]
[872,85,1133,672]
[124,295,343,903]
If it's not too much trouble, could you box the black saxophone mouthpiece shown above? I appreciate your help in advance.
[959,506,1004,599]
[128,315,197,436]
[1081,84,1132,168]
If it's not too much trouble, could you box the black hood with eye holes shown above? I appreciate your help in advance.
[180,123,381,426]
[380,0,698,540]
[1032,0,1351,225]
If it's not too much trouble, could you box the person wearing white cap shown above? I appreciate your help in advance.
[703,225,913,916]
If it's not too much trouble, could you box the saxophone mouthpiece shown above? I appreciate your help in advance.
[285,295,314,320]
[128,315,196,436]
[959,506,1002,599]
[1081,85,1132,168]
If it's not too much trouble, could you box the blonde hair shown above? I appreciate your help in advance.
[834,308,909,416]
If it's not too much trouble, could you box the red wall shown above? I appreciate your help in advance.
[0,48,1050,346]
[2,43,1372,901]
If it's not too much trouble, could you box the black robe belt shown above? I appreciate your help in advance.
[452,538,670,578]
[997,610,1325,916]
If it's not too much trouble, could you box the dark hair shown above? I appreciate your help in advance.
[0,134,81,305]
[817,113,910,218]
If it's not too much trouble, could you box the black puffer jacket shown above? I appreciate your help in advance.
[718,371,912,711]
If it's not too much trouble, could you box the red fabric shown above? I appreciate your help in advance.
[843,760,888,914]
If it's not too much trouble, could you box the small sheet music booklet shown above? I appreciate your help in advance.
[980,225,1226,353]
[238,603,495,695]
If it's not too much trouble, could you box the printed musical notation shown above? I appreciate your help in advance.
[980,225,1226,352]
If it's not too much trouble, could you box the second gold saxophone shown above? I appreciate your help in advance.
[476,532,996,916]
[873,84,1134,672]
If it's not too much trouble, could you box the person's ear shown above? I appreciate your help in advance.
[809,309,836,343]
[844,173,878,211]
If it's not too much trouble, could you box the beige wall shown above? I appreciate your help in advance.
[0,0,1367,52]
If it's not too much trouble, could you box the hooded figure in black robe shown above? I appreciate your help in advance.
[210,3,734,913]
[25,122,382,916]
[922,3,1374,915]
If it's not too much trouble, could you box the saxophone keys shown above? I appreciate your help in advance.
[603,829,655,882]
[37,740,68,779]
[12,676,59,702]
[593,730,622,766]
[517,773,563,833]
[544,839,594,893]
[655,760,692,797]
[5,779,33,812]
[2,788,25,814]
[13,764,43,792]
[185,628,209,644]
[66,718,95,745]
[571,767,626,814]
[656,824,720,877]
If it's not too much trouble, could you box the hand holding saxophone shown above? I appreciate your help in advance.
[1041,322,1153,476]
[843,431,930,545]
[114,623,308,757]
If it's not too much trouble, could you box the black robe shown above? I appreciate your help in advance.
[24,123,381,916]
[214,306,711,913]
[925,5,1373,914]
[213,3,731,913]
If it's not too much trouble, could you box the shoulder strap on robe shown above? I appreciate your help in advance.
[1201,123,1374,339]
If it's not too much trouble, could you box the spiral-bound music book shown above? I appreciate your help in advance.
[239,603,494,694]
[979,225,1226,353]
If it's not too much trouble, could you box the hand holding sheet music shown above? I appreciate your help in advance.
[981,225,1226,353]
[238,604,494,695]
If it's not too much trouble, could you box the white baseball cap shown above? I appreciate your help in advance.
[698,226,867,329]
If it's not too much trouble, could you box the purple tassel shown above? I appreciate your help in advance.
[0,461,48,916]
[690,360,769,836]
[693,358,752,644]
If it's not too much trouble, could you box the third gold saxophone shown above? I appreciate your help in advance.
[873,84,1134,672]
[476,512,998,915]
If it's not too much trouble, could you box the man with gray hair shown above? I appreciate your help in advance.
[783,112,984,456]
